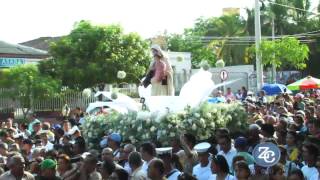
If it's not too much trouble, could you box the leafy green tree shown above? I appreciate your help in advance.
[0,64,60,119]
[249,37,309,69]
[39,21,151,90]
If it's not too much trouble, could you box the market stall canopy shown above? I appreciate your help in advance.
[262,83,292,96]
[287,76,320,91]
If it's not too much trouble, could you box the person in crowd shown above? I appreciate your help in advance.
[147,159,167,180]
[178,133,198,174]
[22,139,34,161]
[128,151,147,180]
[247,124,261,154]
[287,169,305,180]
[285,131,300,162]
[100,147,123,170]
[40,131,54,152]
[233,160,251,180]
[225,88,235,101]
[57,154,76,179]
[78,154,102,180]
[156,147,181,180]
[209,155,234,180]
[62,121,72,135]
[72,137,86,157]
[0,154,34,180]
[28,114,40,133]
[37,159,61,180]
[0,130,15,145]
[110,168,129,180]
[120,143,136,174]
[217,135,237,170]
[307,119,320,139]
[258,90,268,105]
[278,145,298,176]
[241,86,247,101]
[234,136,254,165]
[19,123,31,138]
[140,142,156,173]
[269,163,285,180]
[192,142,211,180]
[99,159,115,180]
[31,122,42,139]
[301,143,319,180]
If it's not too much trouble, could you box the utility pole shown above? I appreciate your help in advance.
[255,0,263,91]
[271,17,276,84]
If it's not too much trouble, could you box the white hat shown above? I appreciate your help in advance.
[156,147,172,155]
[68,126,80,135]
[194,142,211,153]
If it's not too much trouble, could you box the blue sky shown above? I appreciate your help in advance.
[0,0,318,43]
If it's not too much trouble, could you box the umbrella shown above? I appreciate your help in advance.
[262,83,292,96]
[287,76,320,91]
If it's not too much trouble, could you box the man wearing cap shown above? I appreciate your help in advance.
[192,142,212,180]
[104,133,121,160]
[0,155,34,180]
[37,159,61,180]
[156,147,181,180]
[234,137,254,165]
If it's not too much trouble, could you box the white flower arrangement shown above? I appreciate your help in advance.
[82,102,248,149]
[117,71,127,79]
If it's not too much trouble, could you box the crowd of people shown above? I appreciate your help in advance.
[0,88,319,180]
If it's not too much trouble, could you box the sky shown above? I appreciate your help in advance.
[0,0,318,44]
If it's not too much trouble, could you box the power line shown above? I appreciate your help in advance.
[266,0,319,15]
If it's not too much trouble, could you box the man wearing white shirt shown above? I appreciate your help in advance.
[217,135,237,170]
[192,142,212,180]
[301,143,319,180]
[40,131,54,152]
[140,142,156,173]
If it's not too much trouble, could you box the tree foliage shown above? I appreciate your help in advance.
[249,37,309,69]
[0,64,60,118]
[39,21,151,90]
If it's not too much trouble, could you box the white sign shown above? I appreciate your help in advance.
[220,70,228,81]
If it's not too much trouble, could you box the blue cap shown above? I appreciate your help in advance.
[108,133,121,143]
[235,136,248,147]
[52,124,61,130]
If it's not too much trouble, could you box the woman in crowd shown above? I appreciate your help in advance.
[209,155,234,180]
[233,161,251,180]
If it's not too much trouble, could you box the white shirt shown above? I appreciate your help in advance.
[218,147,237,169]
[310,173,320,180]
[193,162,212,180]
[167,169,181,180]
[141,158,155,174]
[301,165,319,180]
[208,174,234,180]
[124,161,132,174]
[43,141,54,151]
